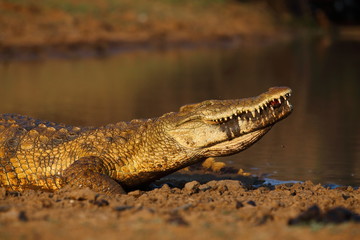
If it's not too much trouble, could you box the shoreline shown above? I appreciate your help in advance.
[0,1,295,60]
[0,34,292,61]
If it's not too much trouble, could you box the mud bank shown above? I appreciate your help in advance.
[0,171,359,240]
[0,1,290,59]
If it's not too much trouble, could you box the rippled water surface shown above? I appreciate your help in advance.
[1,38,359,186]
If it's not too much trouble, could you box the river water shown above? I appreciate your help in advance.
[1,37,359,186]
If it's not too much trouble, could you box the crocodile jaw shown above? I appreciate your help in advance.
[202,127,272,156]
[166,87,293,157]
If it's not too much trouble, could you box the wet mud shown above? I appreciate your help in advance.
[0,170,359,240]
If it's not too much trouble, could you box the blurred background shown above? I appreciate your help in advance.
[0,0,359,186]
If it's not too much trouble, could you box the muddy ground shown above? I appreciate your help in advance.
[0,168,359,240]
[0,0,292,60]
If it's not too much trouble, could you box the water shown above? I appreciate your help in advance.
[1,37,359,186]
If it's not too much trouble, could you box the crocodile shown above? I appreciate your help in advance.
[0,87,292,194]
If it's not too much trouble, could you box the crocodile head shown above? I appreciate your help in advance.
[164,87,292,157]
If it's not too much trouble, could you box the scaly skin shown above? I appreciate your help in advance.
[0,87,292,194]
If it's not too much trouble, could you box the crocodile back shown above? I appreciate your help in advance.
[0,114,82,191]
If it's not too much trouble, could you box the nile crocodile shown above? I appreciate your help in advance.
[0,87,292,194]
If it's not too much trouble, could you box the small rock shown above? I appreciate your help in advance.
[211,162,226,172]
[198,185,212,192]
[342,194,350,200]
[91,199,109,207]
[288,205,360,225]
[41,199,53,208]
[237,168,252,176]
[204,180,218,190]
[235,201,244,209]
[324,207,360,224]
[127,190,142,197]
[247,200,256,206]
[202,158,215,169]
[167,213,189,226]
[160,184,170,192]
[257,214,274,225]
[183,181,200,193]
[213,181,229,193]
[288,205,322,225]
[221,180,243,192]
[18,211,28,222]
[113,206,134,212]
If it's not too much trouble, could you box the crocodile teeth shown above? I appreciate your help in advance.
[208,89,291,124]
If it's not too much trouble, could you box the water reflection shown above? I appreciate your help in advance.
[0,38,359,186]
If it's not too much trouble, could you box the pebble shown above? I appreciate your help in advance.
[183,181,200,193]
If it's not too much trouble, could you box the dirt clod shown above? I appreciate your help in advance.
[183,181,200,193]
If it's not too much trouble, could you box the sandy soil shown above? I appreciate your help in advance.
[0,168,359,240]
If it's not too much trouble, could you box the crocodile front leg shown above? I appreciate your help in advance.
[63,156,125,194]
